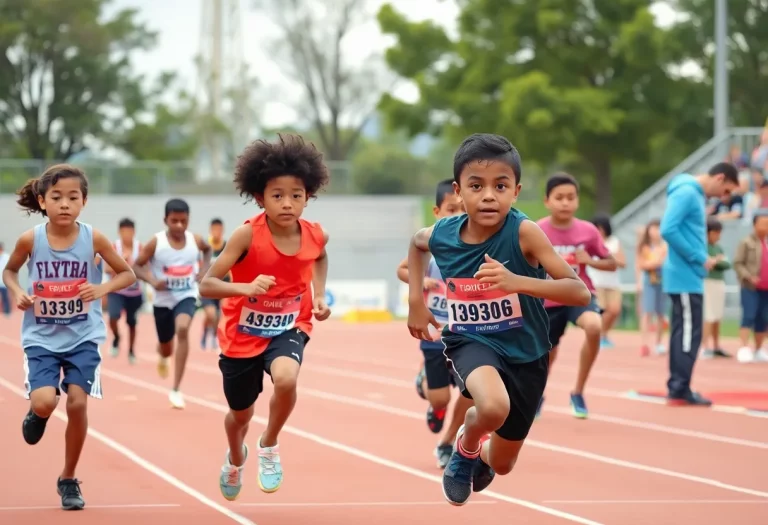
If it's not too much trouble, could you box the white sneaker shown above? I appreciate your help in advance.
[699,349,715,360]
[736,346,754,363]
[655,344,667,355]
[754,349,768,362]
[219,445,248,501]
[169,390,185,409]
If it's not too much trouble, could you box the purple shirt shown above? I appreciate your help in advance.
[537,217,610,308]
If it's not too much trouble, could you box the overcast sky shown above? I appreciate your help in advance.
[108,0,677,128]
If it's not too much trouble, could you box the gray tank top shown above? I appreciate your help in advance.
[21,223,106,353]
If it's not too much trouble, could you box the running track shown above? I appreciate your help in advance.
[0,315,766,525]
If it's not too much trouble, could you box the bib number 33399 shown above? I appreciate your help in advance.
[32,279,88,325]
[446,278,523,334]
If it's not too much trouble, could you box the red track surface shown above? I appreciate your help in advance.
[1,314,767,525]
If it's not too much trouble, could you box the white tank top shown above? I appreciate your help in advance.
[114,239,142,297]
[150,231,199,308]
[587,235,621,289]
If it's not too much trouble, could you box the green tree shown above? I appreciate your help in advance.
[377,0,709,212]
[351,140,427,194]
[666,0,768,127]
[0,0,156,159]
[251,0,390,160]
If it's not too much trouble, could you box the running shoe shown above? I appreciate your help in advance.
[427,405,447,433]
[169,390,185,409]
[219,445,248,501]
[157,356,169,379]
[441,425,478,506]
[257,436,283,493]
[57,478,85,510]
[471,434,494,493]
[667,392,712,406]
[570,393,588,419]
[22,408,49,445]
[415,367,426,400]
[434,443,453,469]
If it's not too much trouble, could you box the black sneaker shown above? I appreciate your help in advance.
[713,348,732,358]
[472,458,496,493]
[57,478,85,510]
[427,405,446,433]
[667,392,712,407]
[434,443,453,469]
[22,409,49,445]
[414,367,426,400]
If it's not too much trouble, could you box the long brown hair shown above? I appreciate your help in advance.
[16,164,89,216]
[639,219,661,251]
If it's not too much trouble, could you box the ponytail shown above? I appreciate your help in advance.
[16,178,46,216]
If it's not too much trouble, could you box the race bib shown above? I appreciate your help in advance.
[424,281,449,322]
[32,279,88,325]
[237,295,302,338]
[162,264,194,291]
[446,278,523,334]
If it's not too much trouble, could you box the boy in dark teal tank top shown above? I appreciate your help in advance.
[407,133,591,506]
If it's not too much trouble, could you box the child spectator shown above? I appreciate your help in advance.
[701,218,732,359]
[732,209,768,363]
[637,219,668,357]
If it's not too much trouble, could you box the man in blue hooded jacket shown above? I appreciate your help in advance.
[660,162,739,406]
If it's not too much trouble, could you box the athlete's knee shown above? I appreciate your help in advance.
[579,313,603,339]
[228,407,253,426]
[175,323,190,341]
[474,396,510,430]
[65,387,88,416]
[272,372,298,395]
[30,392,58,418]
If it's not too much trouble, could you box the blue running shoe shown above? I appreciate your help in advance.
[257,436,283,493]
[570,393,588,419]
[219,445,248,501]
[442,425,478,506]
[471,434,494,492]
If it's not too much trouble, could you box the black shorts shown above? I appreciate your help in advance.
[219,328,309,411]
[200,297,220,310]
[421,348,455,390]
[107,293,143,326]
[444,337,549,442]
[153,297,198,344]
[546,295,602,347]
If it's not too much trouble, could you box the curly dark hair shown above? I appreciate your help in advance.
[234,133,330,205]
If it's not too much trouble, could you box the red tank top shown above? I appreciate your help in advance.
[218,213,325,358]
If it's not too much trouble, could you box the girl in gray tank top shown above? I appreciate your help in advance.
[1,165,136,511]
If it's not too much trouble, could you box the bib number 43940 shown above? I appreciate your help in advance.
[446,278,523,334]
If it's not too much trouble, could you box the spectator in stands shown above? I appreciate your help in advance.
[732,209,768,363]
[0,242,9,317]
[660,161,739,406]
[728,145,750,171]
[743,178,768,224]
[707,191,744,221]
[701,218,732,359]
[751,128,768,175]
[637,219,667,357]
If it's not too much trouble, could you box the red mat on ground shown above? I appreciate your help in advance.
[636,390,768,411]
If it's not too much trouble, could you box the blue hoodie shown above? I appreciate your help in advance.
[660,174,708,294]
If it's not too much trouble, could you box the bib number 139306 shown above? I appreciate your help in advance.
[445,278,523,334]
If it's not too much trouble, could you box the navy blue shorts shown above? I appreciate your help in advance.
[200,297,220,310]
[546,294,603,347]
[740,288,768,332]
[107,293,143,326]
[23,341,102,399]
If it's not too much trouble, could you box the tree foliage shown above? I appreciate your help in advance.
[0,0,157,159]
[666,0,768,127]
[377,0,710,211]
[252,0,390,160]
